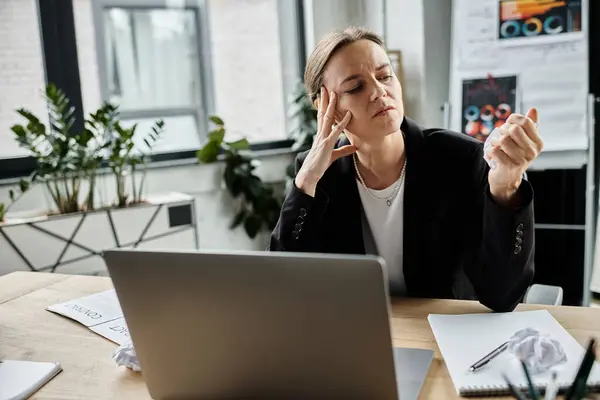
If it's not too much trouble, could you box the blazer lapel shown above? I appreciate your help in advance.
[333,139,366,255]
[400,117,425,296]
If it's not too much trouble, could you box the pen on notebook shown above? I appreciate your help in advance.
[468,341,508,372]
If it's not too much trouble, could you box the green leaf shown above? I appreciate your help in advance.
[0,203,5,221]
[230,207,247,229]
[209,115,224,126]
[246,177,263,199]
[196,140,221,163]
[229,176,243,197]
[208,128,225,143]
[9,189,15,202]
[10,124,27,139]
[243,213,262,238]
[18,179,30,193]
[227,138,249,150]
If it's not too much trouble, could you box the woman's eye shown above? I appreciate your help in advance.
[346,84,363,94]
[379,75,392,81]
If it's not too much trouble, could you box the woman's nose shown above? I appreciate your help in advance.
[369,81,387,101]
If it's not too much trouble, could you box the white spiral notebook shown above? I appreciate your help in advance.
[428,310,600,397]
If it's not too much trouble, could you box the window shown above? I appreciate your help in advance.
[0,0,304,179]
[90,0,303,155]
[92,1,212,154]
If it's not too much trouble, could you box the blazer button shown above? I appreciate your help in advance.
[514,245,522,255]
[516,231,523,240]
[299,208,307,217]
[294,223,302,232]
[516,223,524,233]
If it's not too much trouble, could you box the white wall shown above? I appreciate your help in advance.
[304,0,385,50]
[421,0,452,128]
[0,0,47,158]
[384,0,452,128]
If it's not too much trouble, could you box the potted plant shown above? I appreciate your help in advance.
[1,84,196,277]
[87,103,164,207]
[10,84,164,213]
[197,116,282,239]
[10,84,104,214]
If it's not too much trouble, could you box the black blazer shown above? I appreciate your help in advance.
[268,117,535,312]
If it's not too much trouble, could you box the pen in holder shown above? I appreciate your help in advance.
[502,337,597,400]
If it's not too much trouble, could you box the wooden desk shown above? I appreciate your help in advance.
[1,271,599,400]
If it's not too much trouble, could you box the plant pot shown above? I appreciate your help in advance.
[0,192,199,276]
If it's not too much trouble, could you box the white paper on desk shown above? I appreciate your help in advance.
[428,310,600,396]
[46,290,130,345]
[46,289,122,327]
[89,317,131,345]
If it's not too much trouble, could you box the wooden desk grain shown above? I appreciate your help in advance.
[1,271,599,399]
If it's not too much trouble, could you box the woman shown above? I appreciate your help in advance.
[268,27,543,312]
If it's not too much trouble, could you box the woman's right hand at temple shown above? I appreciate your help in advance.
[294,87,356,197]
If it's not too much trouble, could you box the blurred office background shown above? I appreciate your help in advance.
[0,0,599,308]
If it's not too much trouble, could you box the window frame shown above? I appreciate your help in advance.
[0,0,306,181]
[92,0,215,154]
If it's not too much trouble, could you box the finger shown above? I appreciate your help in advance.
[322,90,337,137]
[495,125,528,163]
[526,107,538,125]
[505,123,538,162]
[506,113,536,135]
[331,145,358,162]
[316,86,327,133]
[489,145,514,167]
[327,111,351,141]
[506,109,543,151]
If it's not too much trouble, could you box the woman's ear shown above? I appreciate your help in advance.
[314,99,319,109]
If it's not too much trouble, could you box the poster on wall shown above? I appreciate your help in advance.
[498,0,584,46]
[461,75,518,143]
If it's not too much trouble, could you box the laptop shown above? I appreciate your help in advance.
[102,248,433,400]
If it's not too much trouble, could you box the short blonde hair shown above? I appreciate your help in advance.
[304,26,385,103]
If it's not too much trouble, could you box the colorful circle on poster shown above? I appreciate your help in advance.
[465,121,480,136]
[480,120,494,136]
[523,18,542,36]
[500,20,520,38]
[495,103,511,120]
[544,16,564,35]
[480,105,495,122]
[464,106,479,121]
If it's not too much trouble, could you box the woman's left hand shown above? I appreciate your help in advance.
[485,108,544,207]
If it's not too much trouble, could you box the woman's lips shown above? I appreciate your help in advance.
[373,106,396,117]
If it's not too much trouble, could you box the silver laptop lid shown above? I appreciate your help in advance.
[103,248,399,400]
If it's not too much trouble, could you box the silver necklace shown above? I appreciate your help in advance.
[353,154,407,206]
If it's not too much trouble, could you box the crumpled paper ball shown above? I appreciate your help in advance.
[483,120,540,170]
[113,341,141,372]
[507,328,567,374]
[483,127,502,170]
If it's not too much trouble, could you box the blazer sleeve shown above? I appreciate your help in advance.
[267,152,330,252]
[462,145,535,312]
